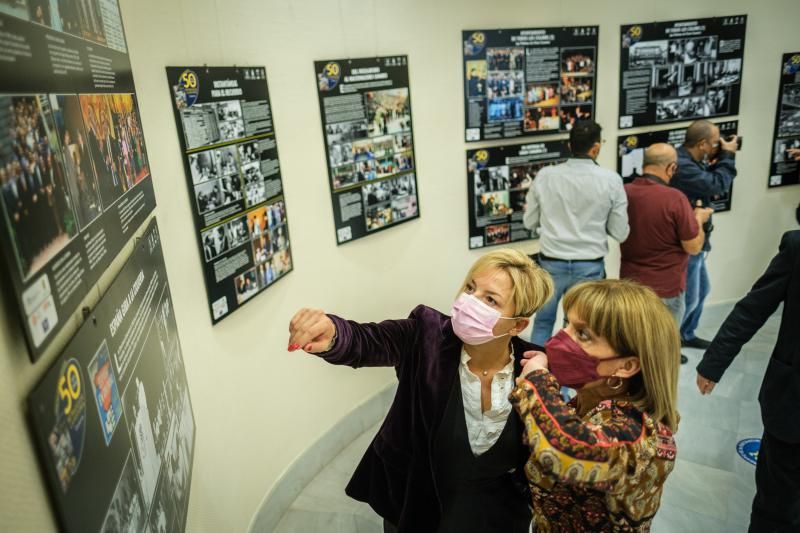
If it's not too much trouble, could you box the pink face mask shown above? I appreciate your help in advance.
[451,293,517,345]
[545,329,609,388]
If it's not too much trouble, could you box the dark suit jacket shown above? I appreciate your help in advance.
[697,231,800,442]
[321,305,540,532]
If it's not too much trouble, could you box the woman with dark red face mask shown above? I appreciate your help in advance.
[510,279,680,532]
[287,249,553,532]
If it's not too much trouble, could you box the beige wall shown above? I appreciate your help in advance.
[2,0,800,531]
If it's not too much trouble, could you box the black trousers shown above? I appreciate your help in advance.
[383,519,397,533]
[749,431,800,532]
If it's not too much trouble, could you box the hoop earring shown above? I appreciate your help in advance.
[605,377,624,390]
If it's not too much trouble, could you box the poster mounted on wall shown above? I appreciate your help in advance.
[314,56,420,245]
[616,120,738,212]
[0,0,156,361]
[166,66,293,323]
[462,26,599,142]
[619,15,746,129]
[28,218,195,533]
[767,52,800,188]
[466,141,569,249]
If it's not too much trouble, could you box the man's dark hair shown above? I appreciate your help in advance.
[569,121,602,155]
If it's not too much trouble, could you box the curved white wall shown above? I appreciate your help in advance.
[1,0,799,531]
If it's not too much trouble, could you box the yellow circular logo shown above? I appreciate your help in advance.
[625,136,638,149]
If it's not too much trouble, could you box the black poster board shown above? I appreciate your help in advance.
[462,26,598,142]
[619,16,746,129]
[0,1,156,361]
[768,53,800,188]
[616,120,738,212]
[166,66,293,323]
[28,218,195,533]
[314,56,420,244]
[466,141,569,249]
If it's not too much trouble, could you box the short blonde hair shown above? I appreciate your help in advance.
[458,249,554,317]
[562,279,680,431]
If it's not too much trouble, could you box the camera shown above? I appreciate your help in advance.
[726,134,742,150]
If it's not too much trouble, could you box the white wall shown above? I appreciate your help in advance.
[1,0,799,531]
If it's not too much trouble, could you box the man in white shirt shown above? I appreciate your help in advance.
[523,120,630,345]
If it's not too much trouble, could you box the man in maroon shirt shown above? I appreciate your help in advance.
[621,143,713,364]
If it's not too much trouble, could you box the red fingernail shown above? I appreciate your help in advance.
[288,344,298,351]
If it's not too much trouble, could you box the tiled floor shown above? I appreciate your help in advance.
[274,303,777,532]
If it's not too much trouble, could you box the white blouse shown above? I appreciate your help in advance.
[458,348,515,456]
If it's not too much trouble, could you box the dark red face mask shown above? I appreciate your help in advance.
[544,329,605,389]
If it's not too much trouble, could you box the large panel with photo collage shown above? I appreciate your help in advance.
[0,0,155,361]
[466,141,569,249]
[616,120,738,212]
[167,66,293,323]
[462,26,598,142]
[767,52,800,188]
[619,15,746,129]
[315,56,420,244]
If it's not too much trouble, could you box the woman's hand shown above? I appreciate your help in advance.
[288,308,336,353]
[517,350,548,384]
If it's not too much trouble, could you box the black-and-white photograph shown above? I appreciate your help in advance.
[201,225,228,262]
[194,179,223,214]
[782,83,800,109]
[99,453,146,533]
[779,110,800,137]
[179,103,220,150]
[188,149,220,185]
[329,141,353,167]
[225,215,250,248]
[486,71,524,100]
[650,63,706,100]
[238,140,260,164]
[245,181,266,207]
[773,137,800,163]
[242,161,264,186]
[219,175,242,204]
[656,96,707,122]
[668,36,717,65]
[474,166,509,194]
[629,40,668,68]
[326,120,369,145]
[707,59,742,87]
[363,180,392,206]
[124,376,161,513]
[216,146,239,176]
[486,48,525,71]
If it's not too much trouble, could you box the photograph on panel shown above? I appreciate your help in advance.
[773,137,800,163]
[524,106,559,132]
[88,340,123,446]
[0,95,79,279]
[188,149,220,185]
[559,77,592,105]
[667,36,717,64]
[214,100,245,143]
[628,40,668,68]
[99,453,147,533]
[234,268,259,304]
[526,83,559,107]
[466,60,487,98]
[486,223,511,245]
[365,88,411,136]
[561,47,595,76]
[559,105,592,131]
[225,214,250,249]
[486,47,524,71]
[201,224,228,262]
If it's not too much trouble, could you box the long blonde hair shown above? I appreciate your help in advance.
[458,249,554,317]
[562,279,680,431]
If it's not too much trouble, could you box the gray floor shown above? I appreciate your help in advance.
[275,302,776,532]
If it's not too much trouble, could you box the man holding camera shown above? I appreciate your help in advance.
[672,120,738,350]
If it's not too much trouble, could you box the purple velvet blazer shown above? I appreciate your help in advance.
[320,304,542,532]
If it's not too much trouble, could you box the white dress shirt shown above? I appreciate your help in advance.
[523,158,630,259]
[459,348,514,456]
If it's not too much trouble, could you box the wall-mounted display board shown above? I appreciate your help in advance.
[314,56,420,244]
[466,141,569,249]
[29,218,195,533]
[768,53,800,188]
[462,26,599,142]
[0,0,155,361]
[166,66,293,323]
[619,15,746,129]
[616,120,738,212]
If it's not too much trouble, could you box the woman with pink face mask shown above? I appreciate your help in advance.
[510,279,680,531]
[287,249,553,532]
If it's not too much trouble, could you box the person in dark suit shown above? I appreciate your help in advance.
[696,230,800,532]
[287,250,554,532]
